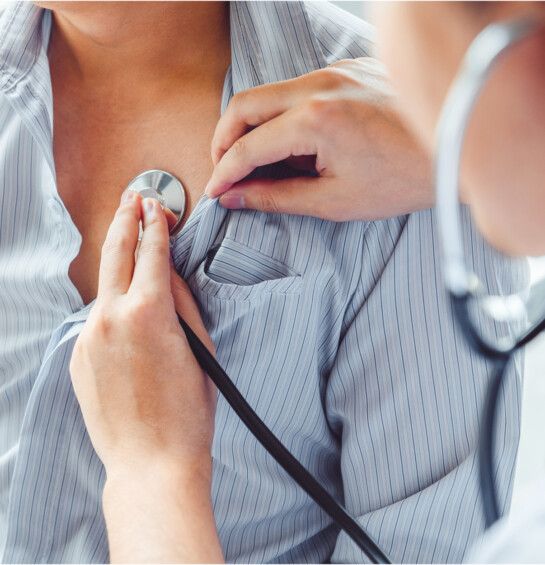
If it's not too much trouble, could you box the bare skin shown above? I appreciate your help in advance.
[46,2,231,304]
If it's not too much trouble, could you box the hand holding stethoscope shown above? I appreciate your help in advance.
[70,191,223,563]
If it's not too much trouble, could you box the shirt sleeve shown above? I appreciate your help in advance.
[325,209,527,563]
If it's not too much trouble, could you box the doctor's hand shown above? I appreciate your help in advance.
[206,58,432,221]
[70,191,223,564]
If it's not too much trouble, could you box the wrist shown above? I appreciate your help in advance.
[102,456,223,563]
[103,454,213,501]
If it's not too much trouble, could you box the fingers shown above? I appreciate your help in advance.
[98,191,142,299]
[210,65,360,169]
[207,61,383,201]
[217,176,338,219]
[206,108,319,199]
[130,198,171,296]
[170,269,216,356]
[211,77,309,167]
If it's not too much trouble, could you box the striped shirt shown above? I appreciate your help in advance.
[0,2,528,563]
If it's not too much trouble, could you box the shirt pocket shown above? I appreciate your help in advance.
[190,237,302,300]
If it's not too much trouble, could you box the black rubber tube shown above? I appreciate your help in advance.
[178,314,392,564]
[478,360,507,528]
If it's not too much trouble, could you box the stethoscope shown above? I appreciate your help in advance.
[122,18,543,565]
[435,17,545,534]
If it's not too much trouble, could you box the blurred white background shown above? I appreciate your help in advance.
[333,0,545,516]
[513,261,545,512]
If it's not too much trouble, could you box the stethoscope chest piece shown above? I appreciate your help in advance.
[125,170,186,236]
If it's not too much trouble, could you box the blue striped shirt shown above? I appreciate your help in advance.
[0,2,528,563]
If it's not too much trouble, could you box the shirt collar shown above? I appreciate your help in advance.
[0,3,54,175]
[0,2,50,91]
[229,2,327,93]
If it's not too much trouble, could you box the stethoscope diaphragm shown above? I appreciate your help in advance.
[125,170,186,236]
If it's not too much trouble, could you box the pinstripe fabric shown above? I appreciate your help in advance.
[0,2,528,563]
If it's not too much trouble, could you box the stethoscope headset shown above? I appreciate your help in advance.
[124,17,544,565]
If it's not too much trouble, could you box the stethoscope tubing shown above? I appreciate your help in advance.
[177,313,392,564]
[435,17,544,534]
[452,293,545,529]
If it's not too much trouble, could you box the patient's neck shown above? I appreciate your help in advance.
[45,2,230,99]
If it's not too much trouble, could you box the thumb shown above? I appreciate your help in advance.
[217,177,334,219]
[170,268,216,356]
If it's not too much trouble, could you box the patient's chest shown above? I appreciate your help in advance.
[53,87,223,305]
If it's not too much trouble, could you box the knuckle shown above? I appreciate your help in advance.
[317,61,365,92]
[92,303,115,338]
[102,233,134,256]
[137,241,168,259]
[133,292,158,314]
[258,190,280,214]
[230,90,243,106]
[327,58,348,70]
[231,85,273,126]
[69,340,87,387]
[122,294,156,326]
[356,56,388,75]
[77,303,116,353]
[227,91,247,121]
[305,96,336,123]
[229,89,250,113]
[231,137,247,159]
[303,94,355,134]
[316,65,347,89]
[114,202,140,223]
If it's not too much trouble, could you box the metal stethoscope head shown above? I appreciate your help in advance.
[125,169,187,236]
[435,17,545,528]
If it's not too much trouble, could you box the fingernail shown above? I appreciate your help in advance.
[219,192,245,209]
[204,180,213,197]
[121,190,135,204]
[142,197,157,220]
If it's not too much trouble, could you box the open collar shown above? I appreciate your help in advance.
[0,3,54,176]
[229,2,328,93]
[0,3,50,90]
[0,2,329,182]
[0,2,329,96]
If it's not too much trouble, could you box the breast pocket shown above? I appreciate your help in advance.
[190,237,302,301]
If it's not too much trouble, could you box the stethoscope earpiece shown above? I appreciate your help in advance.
[125,170,187,236]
